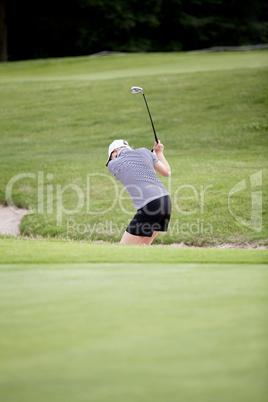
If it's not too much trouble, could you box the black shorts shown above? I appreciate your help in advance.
[126,195,172,237]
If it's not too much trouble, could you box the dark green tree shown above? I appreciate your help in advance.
[0,1,7,61]
[4,0,268,61]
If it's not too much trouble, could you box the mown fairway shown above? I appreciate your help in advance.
[0,51,267,245]
[0,239,267,402]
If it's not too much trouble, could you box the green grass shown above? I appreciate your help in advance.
[0,239,267,402]
[1,51,267,81]
[0,245,267,402]
[0,237,267,264]
[0,51,267,245]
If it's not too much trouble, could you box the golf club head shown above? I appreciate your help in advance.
[131,86,144,94]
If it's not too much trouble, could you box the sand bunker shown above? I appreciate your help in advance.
[0,205,29,236]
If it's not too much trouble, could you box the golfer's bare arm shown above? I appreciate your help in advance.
[153,141,171,177]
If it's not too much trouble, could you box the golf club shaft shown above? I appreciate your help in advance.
[142,93,158,143]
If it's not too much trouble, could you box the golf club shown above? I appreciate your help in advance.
[131,86,159,143]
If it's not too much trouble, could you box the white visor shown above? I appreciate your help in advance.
[106,139,129,166]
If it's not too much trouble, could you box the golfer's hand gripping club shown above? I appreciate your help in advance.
[154,141,164,154]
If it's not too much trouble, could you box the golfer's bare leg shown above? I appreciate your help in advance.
[120,232,143,245]
[139,231,158,245]
[120,231,158,245]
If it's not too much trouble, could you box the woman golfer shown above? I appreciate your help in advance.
[106,139,171,245]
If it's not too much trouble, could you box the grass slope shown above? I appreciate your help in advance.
[0,51,267,245]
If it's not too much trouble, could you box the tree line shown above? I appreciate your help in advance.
[1,0,267,61]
